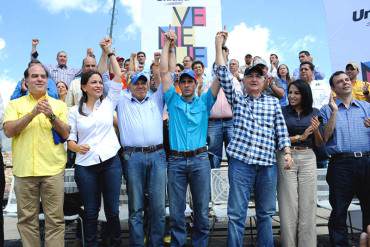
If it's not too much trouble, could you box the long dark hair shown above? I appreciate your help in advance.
[277,64,292,84]
[288,79,313,116]
[78,71,103,116]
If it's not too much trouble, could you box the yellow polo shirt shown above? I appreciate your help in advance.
[3,94,67,177]
[352,79,370,101]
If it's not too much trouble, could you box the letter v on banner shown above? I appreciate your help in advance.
[141,0,222,71]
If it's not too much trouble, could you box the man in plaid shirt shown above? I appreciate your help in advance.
[213,31,293,247]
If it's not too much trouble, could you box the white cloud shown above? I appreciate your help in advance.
[37,0,105,14]
[119,0,142,38]
[290,35,316,53]
[227,22,278,65]
[0,38,5,50]
[0,72,17,108]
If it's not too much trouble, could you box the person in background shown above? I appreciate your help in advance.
[269,53,279,78]
[277,64,292,106]
[56,81,68,102]
[345,62,370,102]
[67,38,123,247]
[31,38,80,87]
[278,80,323,247]
[293,50,325,80]
[182,55,193,70]
[239,53,253,74]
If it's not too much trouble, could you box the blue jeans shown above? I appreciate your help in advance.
[75,155,122,247]
[327,156,370,246]
[227,157,277,247]
[168,152,211,247]
[207,119,233,168]
[123,149,167,247]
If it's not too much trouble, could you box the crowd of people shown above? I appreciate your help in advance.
[0,28,369,247]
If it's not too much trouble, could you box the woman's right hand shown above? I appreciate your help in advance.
[301,126,313,141]
[78,144,90,154]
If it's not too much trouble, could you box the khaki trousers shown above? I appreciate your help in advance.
[14,171,65,247]
[277,149,317,247]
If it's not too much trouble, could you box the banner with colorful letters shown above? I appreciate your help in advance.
[141,0,222,68]
[323,0,370,81]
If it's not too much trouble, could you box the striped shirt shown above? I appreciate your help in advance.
[320,99,370,154]
[214,64,290,166]
[45,64,80,87]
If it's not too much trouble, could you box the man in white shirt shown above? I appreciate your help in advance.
[65,56,110,107]
[116,71,166,246]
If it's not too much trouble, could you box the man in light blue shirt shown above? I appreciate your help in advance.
[320,71,370,246]
[160,30,221,246]
[116,71,166,246]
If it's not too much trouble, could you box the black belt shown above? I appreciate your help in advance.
[170,147,207,158]
[124,144,163,153]
[331,151,370,160]
[209,117,232,122]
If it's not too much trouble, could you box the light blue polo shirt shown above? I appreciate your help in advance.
[165,85,216,151]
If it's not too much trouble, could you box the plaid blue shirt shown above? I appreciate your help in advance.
[214,64,290,166]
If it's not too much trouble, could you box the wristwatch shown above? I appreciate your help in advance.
[49,113,57,123]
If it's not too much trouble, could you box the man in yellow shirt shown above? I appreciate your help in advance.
[346,62,370,102]
[3,63,70,247]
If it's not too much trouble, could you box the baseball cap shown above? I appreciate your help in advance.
[130,72,149,84]
[244,65,264,77]
[179,69,196,81]
[346,62,359,71]
[116,56,124,62]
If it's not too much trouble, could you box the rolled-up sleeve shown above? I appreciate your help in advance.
[275,104,291,150]
[213,64,235,105]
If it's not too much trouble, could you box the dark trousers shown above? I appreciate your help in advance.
[327,156,370,246]
[75,155,122,247]
[0,151,5,246]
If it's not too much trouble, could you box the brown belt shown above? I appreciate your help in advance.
[124,144,163,153]
[170,147,207,158]
[292,146,311,150]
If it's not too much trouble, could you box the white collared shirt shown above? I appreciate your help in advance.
[116,84,164,147]
[68,81,121,166]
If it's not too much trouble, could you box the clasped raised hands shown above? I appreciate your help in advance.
[99,37,112,54]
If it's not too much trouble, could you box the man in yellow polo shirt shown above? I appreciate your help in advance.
[3,63,70,247]
[346,62,370,102]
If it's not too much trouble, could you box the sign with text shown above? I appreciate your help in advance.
[141,0,222,68]
[323,0,370,80]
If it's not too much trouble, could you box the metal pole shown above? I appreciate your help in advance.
[109,0,117,38]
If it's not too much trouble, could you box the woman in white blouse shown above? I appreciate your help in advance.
[67,38,123,247]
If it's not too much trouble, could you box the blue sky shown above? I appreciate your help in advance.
[0,0,331,104]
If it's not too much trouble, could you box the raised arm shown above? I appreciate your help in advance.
[100,38,122,83]
[129,53,137,73]
[152,52,161,88]
[97,40,108,74]
[160,31,177,92]
[323,93,338,142]
[31,38,39,61]
[213,31,234,104]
